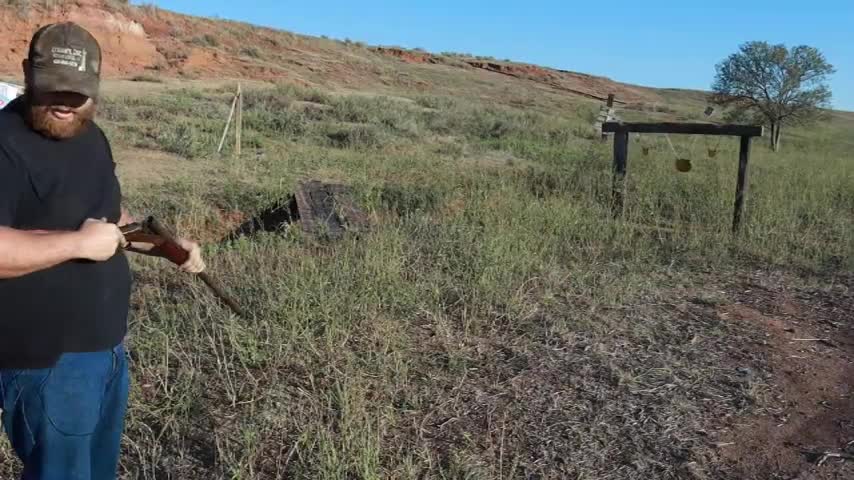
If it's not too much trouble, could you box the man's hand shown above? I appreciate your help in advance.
[75,218,126,261]
[175,238,205,274]
[118,207,135,227]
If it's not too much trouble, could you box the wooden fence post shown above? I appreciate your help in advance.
[612,130,629,216]
[234,83,243,158]
[217,92,238,155]
[732,135,751,233]
[597,93,616,141]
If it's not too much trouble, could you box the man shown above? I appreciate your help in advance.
[0,22,205,479]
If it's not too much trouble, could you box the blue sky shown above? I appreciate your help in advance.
[136,1,854,111]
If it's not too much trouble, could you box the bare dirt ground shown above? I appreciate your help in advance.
[712,271,854,479]
[390,267,854,479]
[113,147,189,186]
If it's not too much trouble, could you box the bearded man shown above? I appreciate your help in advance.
[0,22,205,480]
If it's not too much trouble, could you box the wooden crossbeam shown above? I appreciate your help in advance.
[602,122,763,137]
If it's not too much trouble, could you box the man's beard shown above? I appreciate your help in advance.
[26,100,97,140]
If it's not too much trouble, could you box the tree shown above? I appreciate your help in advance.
[710,41,835,152]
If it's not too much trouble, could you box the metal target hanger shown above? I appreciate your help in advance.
[702,106,723,157]
[663,130,700,172]
[658,104,722,171]
[704,137,723,158]
[639,102,660,157]
[636,133,654,157]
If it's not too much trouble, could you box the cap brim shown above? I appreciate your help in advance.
[30,65,99,98]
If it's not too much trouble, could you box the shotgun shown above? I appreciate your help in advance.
[120,216,246,318]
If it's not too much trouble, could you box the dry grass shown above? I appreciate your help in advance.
[0,79,851,479]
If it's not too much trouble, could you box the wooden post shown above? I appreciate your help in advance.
[732,135,751,233]
[600,93,616,141]
[217,93,238,154]
[239,84,244,155]
[234,83,242,158]
[612,130,629,216]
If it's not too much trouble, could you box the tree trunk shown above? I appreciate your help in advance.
[773,124,782,152]
[769,121,778,151]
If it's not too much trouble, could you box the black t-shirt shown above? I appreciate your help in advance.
[0,96,132,369]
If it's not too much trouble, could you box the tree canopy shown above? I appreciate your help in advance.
[710,41,835,151]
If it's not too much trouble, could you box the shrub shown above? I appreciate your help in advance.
[324,124,389,150]
[240,46,261,58]
[151,120,210,158]
[190,34,220,48]
[243,107,308,137]
[129,74,164,83]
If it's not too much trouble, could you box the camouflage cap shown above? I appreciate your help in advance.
[27,22,102,98]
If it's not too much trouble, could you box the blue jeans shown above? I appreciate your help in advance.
[0,343,129,480]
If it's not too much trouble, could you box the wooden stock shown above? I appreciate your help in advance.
[120,217,246,318]
[123,231,190,265]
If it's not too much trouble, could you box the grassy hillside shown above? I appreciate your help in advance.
[0,0,656,108]
[0,75,849,479]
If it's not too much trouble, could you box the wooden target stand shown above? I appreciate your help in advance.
[602,122,764,234]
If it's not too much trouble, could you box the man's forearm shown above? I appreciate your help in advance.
[0,227,82,279]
